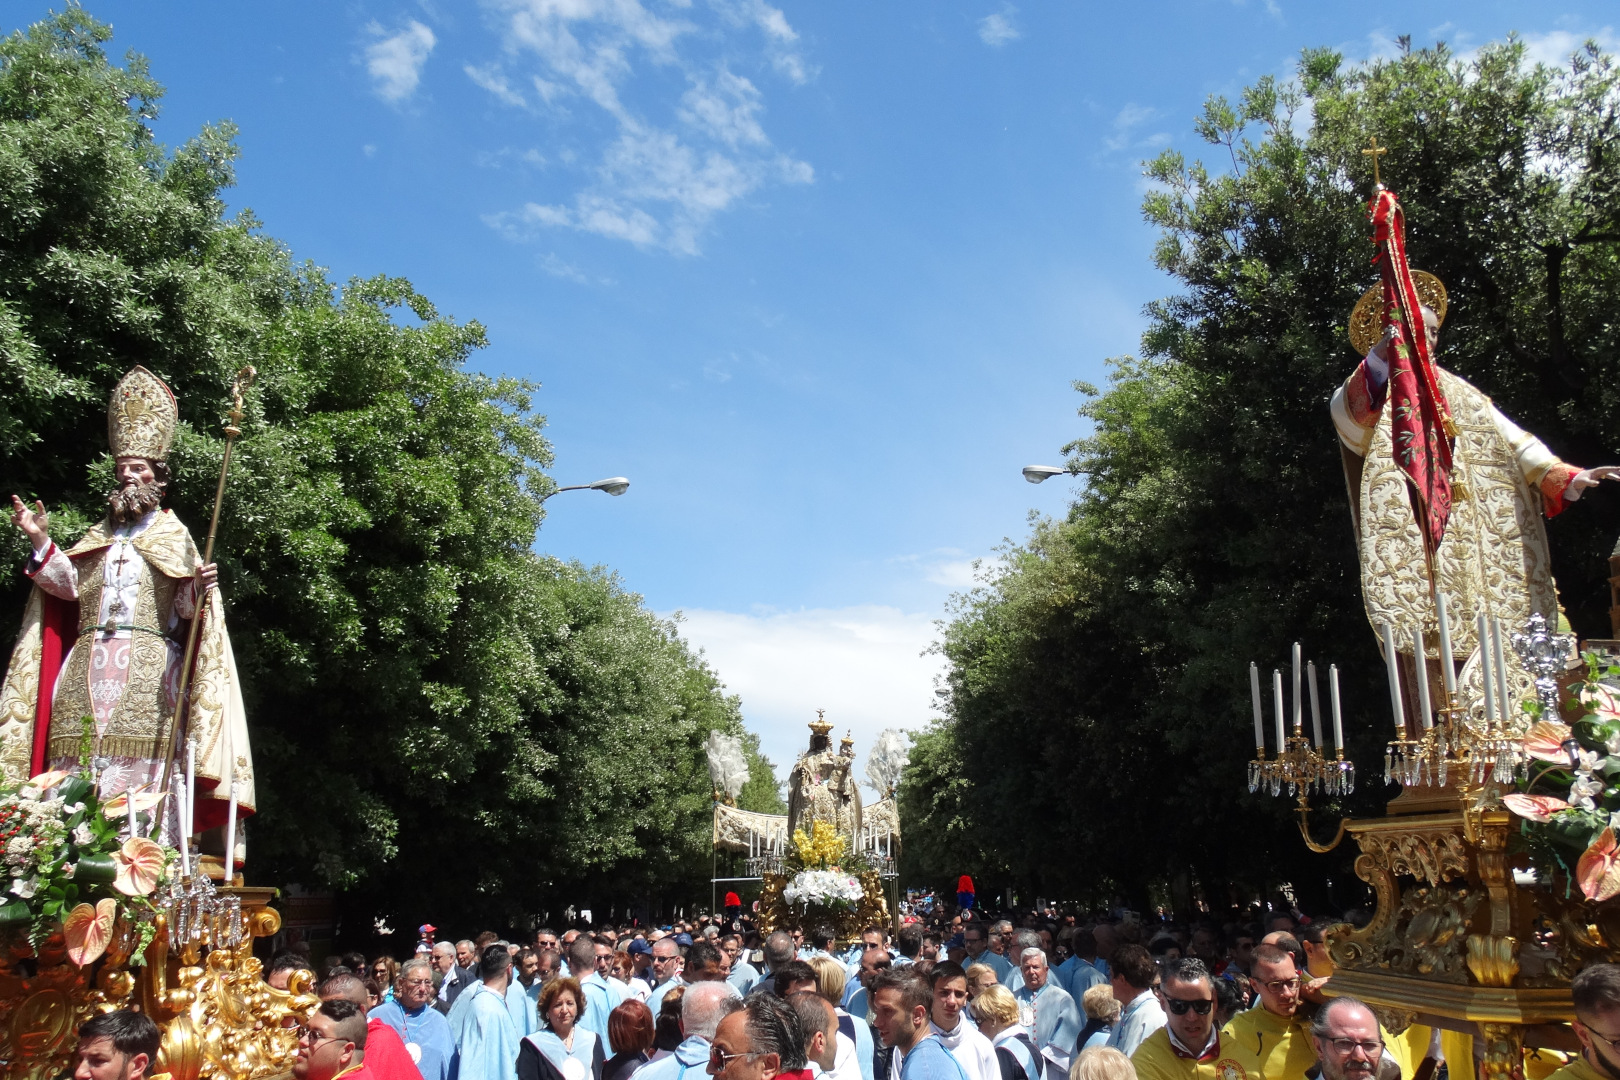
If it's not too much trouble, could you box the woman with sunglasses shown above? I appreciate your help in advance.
[519,977,606,1080]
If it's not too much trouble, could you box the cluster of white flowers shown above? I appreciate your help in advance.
[0,790,67,901]
[782,869,864,909]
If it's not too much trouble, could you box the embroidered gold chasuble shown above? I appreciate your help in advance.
[0,509,255,829]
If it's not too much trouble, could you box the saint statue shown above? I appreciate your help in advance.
[0,366,255,849]
[1331,278,1619,708]
[786,713,862,840]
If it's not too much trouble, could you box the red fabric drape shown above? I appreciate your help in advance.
[1369,188,1454,552]
[30,593,77,778]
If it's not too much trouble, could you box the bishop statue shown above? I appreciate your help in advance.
[0,366,254,852]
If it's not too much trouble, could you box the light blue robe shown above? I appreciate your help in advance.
[528,1029,599,1075]
[579,972,627,1054]
[632,1035,710,1080]
[966,951,1013,982]
[507,980,539,1036]
[1057,957,1106,1002]
[726,960,760,997]
[646,976,684,1017]
[452,983,521,1080]
[373,999,457,1080]
[845,985,870,1023]
[838,1008,875,1080]
[1011,981,1081,1058]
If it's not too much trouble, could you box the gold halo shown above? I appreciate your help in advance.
[1348,271,1449,356]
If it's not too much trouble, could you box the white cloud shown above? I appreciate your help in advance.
[478,0,813,253]
[1519,27,1617,70]
[978,7,1020,47]
[674,605,945,784]
[1103,103,1168,153]
[364,20,437,103]
[466,62,527,106]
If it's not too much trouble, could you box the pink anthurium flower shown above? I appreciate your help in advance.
[113,838,165,897]
[102,790,166,819]
[1578,828,1620,902]
[1525,721,1577,764]
[1502,793,1570,823]
[1582,683,1620,722]
[28,769,73,792]
[63,898,118,966]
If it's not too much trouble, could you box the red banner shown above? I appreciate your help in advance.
[1370,189,1454,551]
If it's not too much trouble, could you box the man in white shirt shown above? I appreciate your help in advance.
[927,963,998,1080]
[1104,946,1164,1058]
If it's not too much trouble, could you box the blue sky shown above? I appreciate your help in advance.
[7,0,1612,781]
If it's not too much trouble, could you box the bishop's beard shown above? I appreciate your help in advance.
[107,481,165,525]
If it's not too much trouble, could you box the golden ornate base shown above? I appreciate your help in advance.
[758,870,890,944]
[0,887,317,1080]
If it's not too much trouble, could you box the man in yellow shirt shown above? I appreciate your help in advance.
[1545,964,1620,1080]
[1132,958,1263,1080]
[1222,944,1315,1080]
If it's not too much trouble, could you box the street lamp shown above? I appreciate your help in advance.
[1021,465,1066,484]
[543,476,630,501]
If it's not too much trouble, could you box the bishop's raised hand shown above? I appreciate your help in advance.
[9,495,49,551]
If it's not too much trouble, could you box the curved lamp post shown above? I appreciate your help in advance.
[1021,465,1066,484]
[543,476,630,502]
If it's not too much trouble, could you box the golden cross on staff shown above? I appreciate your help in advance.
[1362,134,1389,188]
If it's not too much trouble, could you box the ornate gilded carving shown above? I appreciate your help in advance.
[756,871,888,945]
[1479,1023,1525,1080]
[1355,824,1471,887]
[1367,1005,1418,1039]
[1466,935,1521,987]
[1332,881,1478,982]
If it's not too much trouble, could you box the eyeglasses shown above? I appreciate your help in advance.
[296,1028,342,1048]
[1325,1039,1384,1057]
[1585,1027,1620,1052]
[1262,978,1301,994]
[1163,998,1213,1016]
[403,978,434,988]
[709,1047,760,1070]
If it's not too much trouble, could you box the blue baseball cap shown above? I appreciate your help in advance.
[628,938,653,956]
[674,933,694,947]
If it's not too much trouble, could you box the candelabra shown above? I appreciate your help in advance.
[1246,650,1356,852]
[1384,613,1571,792]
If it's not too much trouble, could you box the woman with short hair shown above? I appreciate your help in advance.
[603,999,656,1080]
[518,977,605,1080]
[974,984,1041,1080]
[1078,984,1120,1052]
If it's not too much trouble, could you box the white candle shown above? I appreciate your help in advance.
[1477,613,1497,730]
[1412,625,1433,729]
[1307,662,1324,748]
[1292,643,1303,735]
[1329,664,1344,753]
[1382,623,1406,734]
[1250,663,1265,749]
[1492,617,1512,725]
[223,726,238,885]
[184,738,196,878]
[1436,593,1457,697]
[1272,670,1286,749]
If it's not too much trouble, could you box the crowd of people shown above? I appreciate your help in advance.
[68,906,1620,1080]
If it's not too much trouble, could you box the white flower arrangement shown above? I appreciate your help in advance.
[782,868,864,909]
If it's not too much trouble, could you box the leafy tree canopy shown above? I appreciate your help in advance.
[0,9,765,930]
[903,37,1620,909]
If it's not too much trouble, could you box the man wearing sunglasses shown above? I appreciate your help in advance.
[707,995,808,1080]
[1220,944,1313,1080]
[1131,958,1261,1080]
[1550,963,1620,1080]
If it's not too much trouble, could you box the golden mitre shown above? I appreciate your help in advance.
[108,365,178,461]
[809,712,834,738]
[1347,270,1449,356]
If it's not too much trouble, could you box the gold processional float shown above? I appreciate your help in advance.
[1246,138,1620,1080]
[0,368,318,1079]
[708,714,905,943]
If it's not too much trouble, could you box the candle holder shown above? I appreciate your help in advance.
[1249,733,1355,851]
[1385,613,1572,792]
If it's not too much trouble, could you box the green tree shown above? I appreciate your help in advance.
[910,38,1620,908]
[0,9,760,930]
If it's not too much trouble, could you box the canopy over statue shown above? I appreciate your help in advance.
[1,366,255,848]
